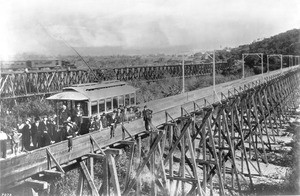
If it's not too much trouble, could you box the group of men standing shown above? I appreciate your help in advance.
[0,103,154,159]
[19,116,59,151]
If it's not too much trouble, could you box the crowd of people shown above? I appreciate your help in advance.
[0,104,153,159]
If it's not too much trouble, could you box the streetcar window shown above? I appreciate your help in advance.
[106,98,112,111]
[99,99,105,113]
[119,95,124,107]
[130,93,135,105]
[113,96,118,109]
[91,101,98,115]
[125,94,130,106]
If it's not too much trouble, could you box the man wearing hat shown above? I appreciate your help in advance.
[74,103,84,128]
[59,105,70,125]
[21,118,31,151]
[142,105,153,132]
[100,113,108,128]
[31,117,41,149]
[110,111,117,138]
[88,116,99,133]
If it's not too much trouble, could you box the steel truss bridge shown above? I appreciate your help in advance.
[0,65,300,196]
[0,62,227,99]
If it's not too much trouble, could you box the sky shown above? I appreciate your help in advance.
[0,0,299,59]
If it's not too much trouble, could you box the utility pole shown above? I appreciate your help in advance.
[280,55,283,73]
[182,56,185,93]
[242,54,245,79]
[213,50,216,93]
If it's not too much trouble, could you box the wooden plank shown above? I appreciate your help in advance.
[86,153,105,159]
[120,141,136,145]
[24,179,48,190]
[104,149,123,155]
[43,170,65,178]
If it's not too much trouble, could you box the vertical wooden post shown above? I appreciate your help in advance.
[76,172,84,196]
[102,157,109,196]
[169,125,174,196]
[202,121,207,194]
[107,154,121,196]
[181,124,186,195]
[150,132,157,196]
[124,143,135,190]
[207,118,225,196]
[136,136,141,196]
[90,157,94,181]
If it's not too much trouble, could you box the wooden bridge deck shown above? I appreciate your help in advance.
[0,66,299,191]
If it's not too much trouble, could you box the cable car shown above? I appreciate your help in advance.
[46,80,138,130]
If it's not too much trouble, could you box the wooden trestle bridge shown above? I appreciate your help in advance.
[0,62,227,99]
[0,65,300,196]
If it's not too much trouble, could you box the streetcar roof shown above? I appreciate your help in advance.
[46,91,88,101]
[47,80,138,101]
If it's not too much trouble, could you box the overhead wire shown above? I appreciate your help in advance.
[36,22,101,82]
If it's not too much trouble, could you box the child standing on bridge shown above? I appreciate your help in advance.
[11,128,22,155]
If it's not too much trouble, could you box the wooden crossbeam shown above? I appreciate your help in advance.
[122,125,135,140]
[79,161,99,196]
[163,119,192,165]
[90,135,105,154]
[46,148,64,173]
[123,131,164,195]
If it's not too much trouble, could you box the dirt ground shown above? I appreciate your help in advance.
[242,121,300,196]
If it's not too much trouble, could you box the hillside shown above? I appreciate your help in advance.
[231,29,300,57]
[214,29,300,74]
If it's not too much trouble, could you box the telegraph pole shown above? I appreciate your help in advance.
[182,56,185,93]
[213,50,216,92]
[242,54,245,78]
